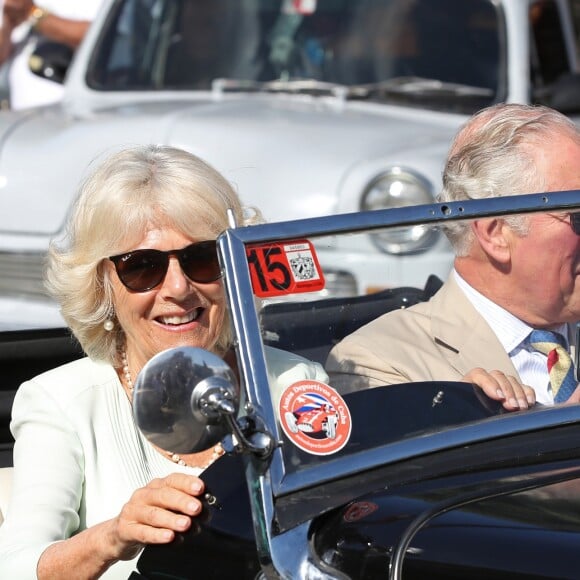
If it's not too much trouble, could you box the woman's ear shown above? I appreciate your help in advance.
[471,218,511,263]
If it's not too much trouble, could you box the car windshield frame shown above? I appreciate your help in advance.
[217,189,580,503]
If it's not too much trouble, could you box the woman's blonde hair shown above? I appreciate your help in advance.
[46,144,262,365]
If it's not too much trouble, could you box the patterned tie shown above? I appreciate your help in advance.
[528,329,577,403]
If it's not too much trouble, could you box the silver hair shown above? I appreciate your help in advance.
[45,144,262,365]
[438,103,580,256]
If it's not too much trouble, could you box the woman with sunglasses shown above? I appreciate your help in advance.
[0,145,328,579]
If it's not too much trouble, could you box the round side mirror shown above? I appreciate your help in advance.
[133,347,239,454]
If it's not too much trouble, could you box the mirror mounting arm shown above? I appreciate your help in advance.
[221,414,277,459]
[192,377,276,458]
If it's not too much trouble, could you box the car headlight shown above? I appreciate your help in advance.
[360,167,439,254]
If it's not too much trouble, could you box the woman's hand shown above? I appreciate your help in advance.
[37,473,207,578]
[109,472,206,561]
[462,368,536,411]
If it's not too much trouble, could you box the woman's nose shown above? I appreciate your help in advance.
[159,256,191,296]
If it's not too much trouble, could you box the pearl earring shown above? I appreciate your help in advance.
[104,318,115,332]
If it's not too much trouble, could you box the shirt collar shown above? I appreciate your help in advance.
[453,270,569,354]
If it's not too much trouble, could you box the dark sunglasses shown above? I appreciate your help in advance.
[571,212,580,235]
[108,241,221,292]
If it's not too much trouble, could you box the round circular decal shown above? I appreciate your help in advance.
[343,501,378,523]
[278,380,352,455]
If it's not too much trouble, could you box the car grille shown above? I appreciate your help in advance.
[0,251,50,299]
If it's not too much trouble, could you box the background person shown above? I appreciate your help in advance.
[326,103,580,410]
[0,144,327,579]
[0,0,103,109]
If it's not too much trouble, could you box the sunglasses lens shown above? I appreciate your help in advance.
[180,242,221,282]
[114,251,168,292]
[110,242,220,291]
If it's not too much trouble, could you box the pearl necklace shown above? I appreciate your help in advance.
[121,349,133,391]
[121,347,224,470]
[166,445,224,470]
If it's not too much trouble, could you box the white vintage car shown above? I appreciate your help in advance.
[1,0,580,328]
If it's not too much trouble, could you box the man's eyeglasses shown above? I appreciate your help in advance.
[109,241,221,292]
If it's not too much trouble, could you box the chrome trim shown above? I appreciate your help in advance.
[227,191,580,244]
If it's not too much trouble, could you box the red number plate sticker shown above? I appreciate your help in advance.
[246,239,325,298]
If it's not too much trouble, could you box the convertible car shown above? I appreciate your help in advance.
[2,192,580,578]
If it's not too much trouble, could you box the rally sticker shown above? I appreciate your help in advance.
[246,239,325,298]
[279,380,352,455]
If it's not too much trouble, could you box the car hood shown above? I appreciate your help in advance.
[0,96,459,241]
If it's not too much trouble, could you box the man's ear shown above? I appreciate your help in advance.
[471,218,511,263]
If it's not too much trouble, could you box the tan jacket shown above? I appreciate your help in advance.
[326,275,522,394]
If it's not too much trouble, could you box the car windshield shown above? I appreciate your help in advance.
[88,0,503,113]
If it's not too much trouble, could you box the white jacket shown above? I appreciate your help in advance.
[0,347,327,579]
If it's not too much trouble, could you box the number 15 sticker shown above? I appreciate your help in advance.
[246,239,326,298]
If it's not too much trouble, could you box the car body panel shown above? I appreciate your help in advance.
[0,98,461,236]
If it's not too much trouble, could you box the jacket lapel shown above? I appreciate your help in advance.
[429,276,520,379]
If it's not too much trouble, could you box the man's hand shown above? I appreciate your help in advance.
[462,368,536,411]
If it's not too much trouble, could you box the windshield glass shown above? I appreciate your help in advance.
[88,0,503,112]
[220,197,580,506]
[256,227,503,471]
